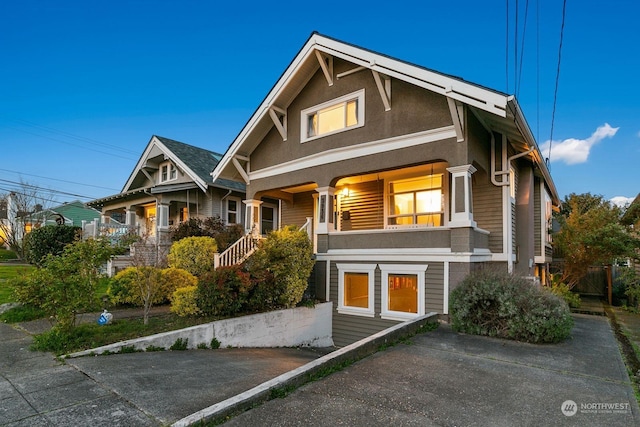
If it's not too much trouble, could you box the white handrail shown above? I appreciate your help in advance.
[214,232,260,269]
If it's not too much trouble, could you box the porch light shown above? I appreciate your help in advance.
[342,186,350,198]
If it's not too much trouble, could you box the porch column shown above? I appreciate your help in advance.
[243,199,263,236]
[125,209,137,226]
[447,164,477,228]
[157,203,170,231]
[315,187,335,234]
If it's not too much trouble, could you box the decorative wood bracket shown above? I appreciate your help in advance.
[232,155,250,184]
[268,106,287,141]
[315,50,333,86]
[372,70,391,111]
[447,96,464,142]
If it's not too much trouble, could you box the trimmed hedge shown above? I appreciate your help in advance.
[450,270,573,343]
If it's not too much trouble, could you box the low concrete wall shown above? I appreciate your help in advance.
[66,302,334,358]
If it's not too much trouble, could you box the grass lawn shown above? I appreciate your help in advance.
[0,264,34,304]
[0,249,18,261]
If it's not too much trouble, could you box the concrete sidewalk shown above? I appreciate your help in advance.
[2,313,639,426]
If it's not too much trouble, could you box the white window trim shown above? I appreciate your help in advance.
[301,89,365,143]
[337,263,376,317]
[226,196,242,225]
[383,169,445,230]
[380,264,428,321]
[159,161,178,184]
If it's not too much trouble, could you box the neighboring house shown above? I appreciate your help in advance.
[86,135,245,268]
[211,33,561,346]
[621,193,640,275]
[21,200,101,230]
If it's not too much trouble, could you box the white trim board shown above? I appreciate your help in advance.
[250,126,456,180]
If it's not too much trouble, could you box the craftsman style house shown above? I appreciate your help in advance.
[211,33,560,346]
[87,135,245,250]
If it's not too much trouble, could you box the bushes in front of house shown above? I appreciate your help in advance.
[24,225,81,266]
[450,269,573,343]
[167,236,218,277]
[108,266,197,307]
[170,226,315,318]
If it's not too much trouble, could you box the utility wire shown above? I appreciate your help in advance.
[547,0,568,165]
[516,0,530,98]
[5,126,138,161]
[4,117,139,155]
[0,178,98,200]
[0,168,119,192]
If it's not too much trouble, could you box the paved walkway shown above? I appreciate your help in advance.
[1,311,639,426]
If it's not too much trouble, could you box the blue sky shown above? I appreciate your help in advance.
[1,1,638,207]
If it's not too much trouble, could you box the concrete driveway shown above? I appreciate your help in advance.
[2,313,638,426]
[224,314,639,426]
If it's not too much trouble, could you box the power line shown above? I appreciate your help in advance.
[516,0,530,98]
[0,178,98,200]
[547,0,568,166]
[5,125,138,161]
[0,168,119,192]
[4,117,139,155]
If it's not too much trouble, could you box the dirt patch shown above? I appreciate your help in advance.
[605,306,640,391]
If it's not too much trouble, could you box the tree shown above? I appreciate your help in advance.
[24,224,81,266]
[13,237,115,331]
[554,193,640,289]
[0,181,56,258]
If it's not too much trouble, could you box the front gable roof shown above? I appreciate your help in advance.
[88,136,244,208]
[211,32,559,205]
[123,135,222,193]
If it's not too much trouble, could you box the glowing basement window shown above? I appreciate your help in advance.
[337,263,376,317]
[301,90,365,142]
[380,264,427,321]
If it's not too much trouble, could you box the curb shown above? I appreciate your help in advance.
[171,312,439,426]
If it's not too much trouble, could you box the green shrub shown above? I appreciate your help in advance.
[210,337,221,349]
[167,236,217,277]
[170,216,243,251]
[170,337,188,350]
[162,267,198,300]
[245,226,314,309]
[24,225,81,266]
[171,285,201,317]
[108,267,164,307]
[13,238,114,331]
[197,265,252,317]
[0,248,18,261]
[545,282,581,308]
[450,270,573,343]
[108,266,196,307]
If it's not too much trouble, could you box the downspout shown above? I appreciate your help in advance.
[486,125,535,187]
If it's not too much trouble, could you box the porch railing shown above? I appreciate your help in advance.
[214,232,260,269]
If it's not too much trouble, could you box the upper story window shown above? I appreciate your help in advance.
[301,89,365,142]
[160,162,177,183]
[387,173,444,227]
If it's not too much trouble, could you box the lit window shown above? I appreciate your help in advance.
[301,90,365,142]
[388,174,443,226]
[380,264,427,321]
[337,263,376,317]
